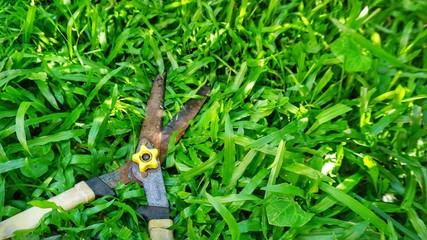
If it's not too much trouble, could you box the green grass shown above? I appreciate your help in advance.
[1,0,427,239]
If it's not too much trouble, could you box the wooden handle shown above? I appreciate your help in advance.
[0,181,95,239]
[148,219,174,240]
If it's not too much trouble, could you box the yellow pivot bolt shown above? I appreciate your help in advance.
[132,145,159,172]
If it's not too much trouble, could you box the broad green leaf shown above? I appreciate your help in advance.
[21,159,49,179]
[211,221,226,239]
[113,202,139,226]
[0,69,33,88]
[266,198,314,228]
[21,151,54,179]
[330,36,372,72]
[0,143,7,162]
[186,194,261,205]
[1,113,69,139]
[116,227,132,239]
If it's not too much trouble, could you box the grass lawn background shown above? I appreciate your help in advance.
[0,0,426,239]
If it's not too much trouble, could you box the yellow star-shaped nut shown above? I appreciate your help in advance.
[132,145,159,172]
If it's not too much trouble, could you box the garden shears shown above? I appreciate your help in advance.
[0,72,210,239]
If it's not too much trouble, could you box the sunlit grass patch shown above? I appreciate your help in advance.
[1,0,426,239]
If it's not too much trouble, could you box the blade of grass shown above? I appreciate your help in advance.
[311,172,363,213]
[285,163,335,183]
[149,35,164,73]
[408,208,427,240]
[330,18,421,71]
[0,144,7,162]
[311,68,333,101]
[319,182,390,236]
[222,113,235,185]
[1,113,69,139]
[232,62,247,91]
[34,79,60,110]
[180,152,222,182]
[106,28,132,64]
[226,149,257,190]
[16,102,32,154]
[354,194,419,240]
[306,103,352,134]
[184,57,215,76]
[371,108,401,135]
[23,1,36,44]
[0,176,4,220]
[247,120,298,149]
[205,192,240,240]
[60,104,85,131]
[229,168,269,213]
[0,69,33,88]
[401,171,417,210]
[7,129,86,154]
[88,84,118,149]
[84,67,123,107]
[66,4,85,58]
[265,140,286,197]
[0,158,26,174]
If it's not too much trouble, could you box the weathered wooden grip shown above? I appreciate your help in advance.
[148,219,174,240]
[0,181,95,239]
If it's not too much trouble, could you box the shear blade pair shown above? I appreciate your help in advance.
[0,72,210,240]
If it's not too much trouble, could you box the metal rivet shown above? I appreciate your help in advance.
[142,153,151,161]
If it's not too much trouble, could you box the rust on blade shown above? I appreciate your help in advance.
[98,162,132,189]
[159,85,210,161]
[139,72,166,149]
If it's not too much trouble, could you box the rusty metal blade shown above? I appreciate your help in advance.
[159,85,210,161]
[131,139,169,208]
[97,162,132,189]
[139,72,166,149]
